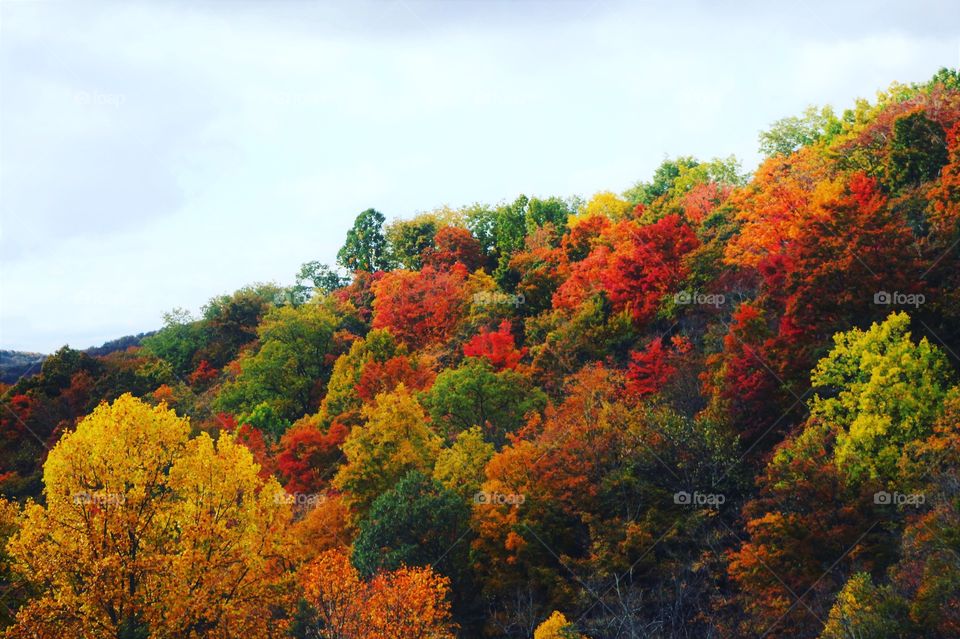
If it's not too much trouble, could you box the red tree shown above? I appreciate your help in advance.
[463,321,528,371]
[425,226,484,271]
[553,214,699,325]
[277,418,350,495]
[355,355,435,402]
[371,264,471,349]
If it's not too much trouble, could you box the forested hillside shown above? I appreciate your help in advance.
[1,70,959,638]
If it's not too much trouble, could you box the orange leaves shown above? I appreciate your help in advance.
[552,215,698,325]
[723,148,828,270]
[463,321,528,371]
[927,121,960,236]
[425,225,484,271]
[371,265,471,349]
[299,547,456,639]
[680,181,733,224]
[365,566,456,639]
[300,548,366,637]
[277,416,349,494]
[625,337,689,397]
[355,355,435,402]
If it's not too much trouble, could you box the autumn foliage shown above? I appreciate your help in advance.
[3,70,960,639]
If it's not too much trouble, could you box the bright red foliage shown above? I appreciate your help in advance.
[425,226,484,271]
[187,359,218,387]
[371,264,471,349]
[355,355,435,402]
[277,418,349,494]
[625,337,691,397]
[553,215,699,325]
[463,321,528,371]
[234,423,276,480]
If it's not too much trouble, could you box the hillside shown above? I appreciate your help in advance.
[1,70,959,638]
[0,351,45,385]
[0,333,156,384]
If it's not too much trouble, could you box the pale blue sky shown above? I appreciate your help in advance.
[1,0,957,352]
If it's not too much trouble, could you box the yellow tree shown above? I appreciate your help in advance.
[534,611,587,639]
[432,426,494,499]
[5,393,295,638]
[332,385,441,518]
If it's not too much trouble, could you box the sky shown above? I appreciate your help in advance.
[0,0,957,353]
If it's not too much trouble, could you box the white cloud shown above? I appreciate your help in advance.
[0,0,954,351]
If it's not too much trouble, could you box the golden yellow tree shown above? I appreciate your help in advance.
[5,393,295,638]
[332,385,440,518]
[432,425,494,499]
[533,611,586,639]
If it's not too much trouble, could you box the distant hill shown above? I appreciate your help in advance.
[0,331,156,385]
[0,351,46,385]
[84,332,156,357]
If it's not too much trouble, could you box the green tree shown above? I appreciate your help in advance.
[352,471,471,579]
[386,216,437,270]
[464,203,498,260]
[33,346,102,397]
[200,284,285,367]
[290,262,347,305]
[215,300,340,420]
[337,208,390,272]
[758,105,842,157]
[237,402,291,442]
[623,156,699,205]
[524,196,572,235]
[141,310,207,378]
[422,357,546,444]
[811,311,954,482]
[886,110,948,190]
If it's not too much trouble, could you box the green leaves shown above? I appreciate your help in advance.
[352,471,470,580]
[811,311,955,482]
[422,357,546,445]
[214,301,341,421]
[886,109,948,190]
[758,105,842,158]
[337,208,390,272]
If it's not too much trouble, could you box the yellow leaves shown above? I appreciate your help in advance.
[433,426,494,499]
[810,312,954,482]
[5,394,296,638]
[572,191,633,224]
[533,610,586,639]
[819,573,910,639]
[333,385,440,518]
[43,392,189,506]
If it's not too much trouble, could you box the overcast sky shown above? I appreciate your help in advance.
[0,1,956,353]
